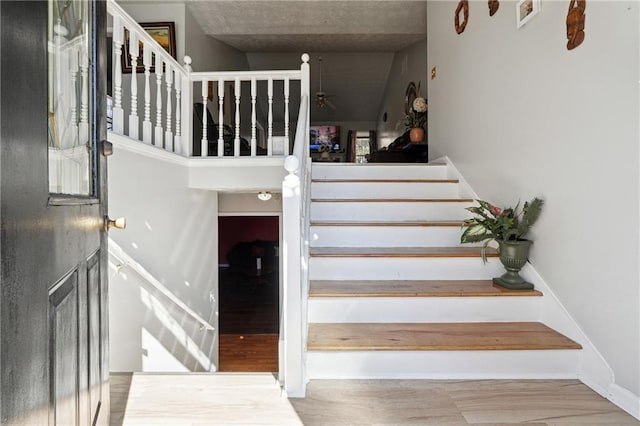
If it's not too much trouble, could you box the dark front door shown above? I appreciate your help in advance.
[1,1,109,425]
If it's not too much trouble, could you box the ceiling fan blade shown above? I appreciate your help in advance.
[324,98,337,110]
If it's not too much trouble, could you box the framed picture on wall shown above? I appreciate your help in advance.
[516,0,540,28]
[122,22,176,73]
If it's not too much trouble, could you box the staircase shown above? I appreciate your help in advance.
[306,162,581,379]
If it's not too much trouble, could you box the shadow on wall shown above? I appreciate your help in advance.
[109,251,217,372]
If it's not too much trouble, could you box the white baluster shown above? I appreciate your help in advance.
[154,56,163,146]
[268,77,273,156]
[128,29,139,140]
[234,77,240,157]
[142,44,152,144]
[218,80,224,157]
[174,73,181,155]
[69,45,79,145]
[284,77,290,155]
[79,46,89,143]
[201,80,208,157]
[112,16,124,134]
[251,78,257,157]
[165,65,174,151]
[182,57,193,156]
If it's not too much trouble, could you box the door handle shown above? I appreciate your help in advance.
[104,216,126,231]
[101,140,113,157]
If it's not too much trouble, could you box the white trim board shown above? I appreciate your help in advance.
[608,384,640,420]
[444,157,637,420]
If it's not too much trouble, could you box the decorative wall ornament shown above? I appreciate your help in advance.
[516,0,540,28]
[454,0,469,34]
[488,0,500,17]
[566,0,586,50]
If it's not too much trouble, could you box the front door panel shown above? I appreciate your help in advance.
[0,1,110,424]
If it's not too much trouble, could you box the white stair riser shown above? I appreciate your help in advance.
[310,226,476,247]
[311,181,459,199]
[312,164,447,180]
[311,202,473,222]
[309,257,504,280]
[308,297,541,323]
[306,350,579,379]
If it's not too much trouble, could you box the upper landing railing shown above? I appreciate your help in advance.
[107,0,309,159]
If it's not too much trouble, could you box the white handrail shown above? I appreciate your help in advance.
[189,70,302,81]
[108,239,215,332]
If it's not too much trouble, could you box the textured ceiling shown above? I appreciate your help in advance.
[183,0,427,122]
[186,1,427,52]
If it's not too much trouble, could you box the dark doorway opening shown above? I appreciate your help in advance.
[218,216,279,372]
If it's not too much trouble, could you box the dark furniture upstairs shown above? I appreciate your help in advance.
[192,103,266,156]
[368,130,428,163]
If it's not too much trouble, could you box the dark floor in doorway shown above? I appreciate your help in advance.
[219,267,279,335]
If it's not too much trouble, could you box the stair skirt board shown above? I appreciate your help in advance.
[308,297,541,323]
[305,350,580,380]
[308,257,505,281]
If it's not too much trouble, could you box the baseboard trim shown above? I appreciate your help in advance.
[608,383,640,420]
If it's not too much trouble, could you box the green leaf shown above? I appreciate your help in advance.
[461,224,490,243]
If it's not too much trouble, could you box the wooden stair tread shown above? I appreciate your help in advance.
[307,322,582,351]
[312,179,459,183]
[309,246,498,258]
[311,198,473,203]
[309,280,542,298]
[311,220,465,227]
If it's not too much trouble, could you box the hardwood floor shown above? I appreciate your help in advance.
[110,374,639,425]
[219,334,279,372]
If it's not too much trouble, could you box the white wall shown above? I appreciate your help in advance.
[108,147,219,372]
[427,0,639,398]
[218,193,283,214]
[184,6,249,72]
[376,39,428,148]
[118,2,186,61]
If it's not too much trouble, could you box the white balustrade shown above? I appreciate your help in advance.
[155,56,163,146]
[108,0,306,160]
[201,80,208,157]
[112,15,124,134]
[217,80,224,157]
[165,64,174,151]
[251,78,257,156]
[142,44,152,144]
[128,30,139,140]
[234,77,241,157]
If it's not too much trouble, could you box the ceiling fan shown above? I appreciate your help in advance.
[315,57,336,110]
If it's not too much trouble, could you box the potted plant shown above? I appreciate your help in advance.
[460,197,544,289]
[404,97,427,143]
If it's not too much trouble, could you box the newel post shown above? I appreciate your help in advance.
[300,53,310,158]
[282,155,305,397]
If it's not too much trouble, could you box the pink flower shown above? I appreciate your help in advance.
[490,206,502,216]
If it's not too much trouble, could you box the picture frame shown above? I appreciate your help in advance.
[516,0,540,28]
[122,22,176,73]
